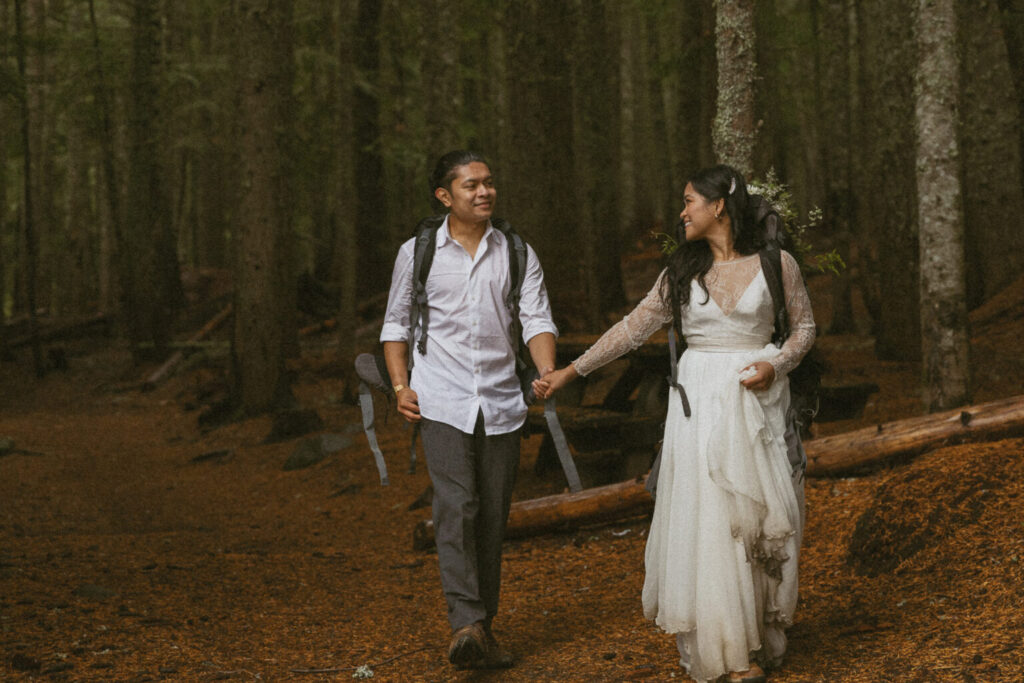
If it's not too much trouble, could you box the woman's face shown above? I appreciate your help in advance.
[679,182,721,242]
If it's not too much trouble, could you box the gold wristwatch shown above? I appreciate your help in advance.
[393,384,407,394]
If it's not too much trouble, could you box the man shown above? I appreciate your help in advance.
[380,150,557,669]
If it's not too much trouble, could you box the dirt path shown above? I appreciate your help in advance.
[2,311,1023,682]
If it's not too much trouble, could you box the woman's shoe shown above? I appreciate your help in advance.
[727,663,766,682]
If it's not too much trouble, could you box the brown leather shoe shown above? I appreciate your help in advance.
[447,622,486,667]
[480,628,515,669]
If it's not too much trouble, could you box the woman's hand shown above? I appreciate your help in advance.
[739,361,775,391]
[532,365,579,400]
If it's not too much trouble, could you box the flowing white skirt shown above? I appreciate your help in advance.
[642,344,803,683]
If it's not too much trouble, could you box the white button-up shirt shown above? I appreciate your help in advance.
[380,217,558,435]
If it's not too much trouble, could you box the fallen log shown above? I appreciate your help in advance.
[413,475,653,550]
[805,394,1024,476]
[412,394,1024,549]
[7,312,112,348]
[142,304,233,390]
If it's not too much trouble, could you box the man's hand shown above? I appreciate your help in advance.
[396,387,421,422]
[532,365,578,400]
[739,361,775,391]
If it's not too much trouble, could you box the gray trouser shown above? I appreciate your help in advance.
[420,411,520,630]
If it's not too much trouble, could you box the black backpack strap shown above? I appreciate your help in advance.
[759,245,790,347]
[666,327,691,417]
[497,219,530,372]
[411,216,444,358]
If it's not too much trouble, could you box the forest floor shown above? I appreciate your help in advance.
[2,255,1024,683]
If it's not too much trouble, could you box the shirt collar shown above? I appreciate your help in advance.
[436,215,498,248]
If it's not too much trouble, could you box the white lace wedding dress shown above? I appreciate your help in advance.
[573,252,815,682]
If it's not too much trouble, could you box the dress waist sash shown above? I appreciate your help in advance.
[685,339,769,353]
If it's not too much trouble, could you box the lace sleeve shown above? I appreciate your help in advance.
[572,270,673,377]
[769,250,817,378]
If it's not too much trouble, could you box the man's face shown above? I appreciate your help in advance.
[436,162,496,224]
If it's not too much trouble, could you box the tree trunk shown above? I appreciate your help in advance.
[0,0,8,354]
[806,395,1024,475]
[959,1,1024,306]
[25,0,52,317]
[353,0,386,297]
[413,394,1024,547]
[996,0,1024,207]
[857,0,919,360]
[14,0,43,376]
[231,0,295,413]
[63,98,92,315]
[422,0,459,158]
[570,0,623,327]
[88,0,127,319]
[713,0,757,176]
[414,475,655,550]
[504,1,578,321]
[915,0,970,410]
[335,0,357,383]
[126,0,184,360]
[815,0,857,334]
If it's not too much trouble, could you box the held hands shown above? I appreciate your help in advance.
[395,387,421,422]
[531,364,579,400]
[739,361,775,391]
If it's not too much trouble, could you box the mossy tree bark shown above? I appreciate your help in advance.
[712,0,757,177]
[915,0,970,410]
[231,0,296,414]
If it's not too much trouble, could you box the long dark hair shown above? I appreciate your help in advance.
[661,164,772,334]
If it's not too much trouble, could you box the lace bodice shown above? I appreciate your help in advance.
[573,251,815,378]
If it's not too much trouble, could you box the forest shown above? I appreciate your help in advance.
[2,0,1024,681]
[0,0,1021,408]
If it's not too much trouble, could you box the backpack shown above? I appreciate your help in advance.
[355,216,581,491]
[753,198,824,479]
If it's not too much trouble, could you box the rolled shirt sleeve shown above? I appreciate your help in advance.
[519,243,559,344]
[379,239,416,343]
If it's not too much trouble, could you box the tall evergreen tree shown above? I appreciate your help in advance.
[14,0,43,375]
[353,0,386,296]
[335,0,358,379]
[126,0,184,359]
[856,0,919,360]
[231,0,296,413]
[915,0,970,410]
[570,0,623,326]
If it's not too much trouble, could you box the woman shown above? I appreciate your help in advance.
[535,165,815,683]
